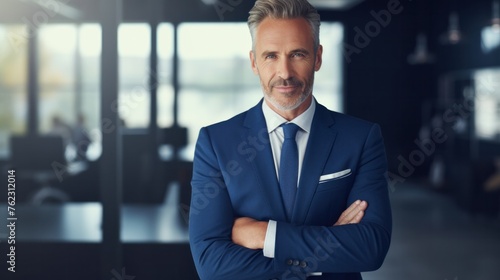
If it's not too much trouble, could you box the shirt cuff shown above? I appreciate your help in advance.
[263,220,277,258]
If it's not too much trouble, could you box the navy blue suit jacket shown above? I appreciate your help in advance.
[189,100,392,280]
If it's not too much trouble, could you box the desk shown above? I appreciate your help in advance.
[0,202,188,243]
[0,203,196,280]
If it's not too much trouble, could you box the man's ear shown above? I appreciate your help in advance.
[314,45,323,72]
[249,50,259,75]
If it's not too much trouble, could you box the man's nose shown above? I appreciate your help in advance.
[277,58,292,80]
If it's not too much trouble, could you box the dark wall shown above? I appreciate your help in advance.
[330,0,433,172]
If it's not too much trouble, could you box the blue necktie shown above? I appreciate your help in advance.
[279,123,300,220]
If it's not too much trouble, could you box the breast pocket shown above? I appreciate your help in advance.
[316,175,354,193]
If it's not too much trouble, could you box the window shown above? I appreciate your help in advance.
[38,24,78,134]
[79,24,102,160]
[38,23,102,160]
[474,69,500,140]
[118,23,151,128]
[312,22,344,112]
[0,25,28,157]
[157,23,174,128]
[178,23,259,159]
[178,22,344,159]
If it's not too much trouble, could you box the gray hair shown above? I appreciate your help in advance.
[248,0,321,51]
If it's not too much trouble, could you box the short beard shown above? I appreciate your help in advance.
[262,73,314,111]
[264,87,312,111]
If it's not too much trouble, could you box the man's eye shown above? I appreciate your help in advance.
[265,54,277,59]
[292,53,305,58]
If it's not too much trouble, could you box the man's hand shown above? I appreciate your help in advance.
[334,200,367,226]
[232,217,268,250]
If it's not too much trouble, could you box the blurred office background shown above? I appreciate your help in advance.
[0,0,499,279]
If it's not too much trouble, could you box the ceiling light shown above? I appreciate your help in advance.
[491,0,500,32]
[408,33,435,65]
[440,12,462,45]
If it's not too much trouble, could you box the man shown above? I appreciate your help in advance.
[189,0,392,279]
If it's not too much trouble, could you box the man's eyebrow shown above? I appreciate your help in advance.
[260,50,277,58]
[290,48,310,55]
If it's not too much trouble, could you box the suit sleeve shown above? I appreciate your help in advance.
[273,124,392,275]
[189,127,280,280]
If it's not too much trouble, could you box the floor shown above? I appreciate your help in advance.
[363,182,500,280]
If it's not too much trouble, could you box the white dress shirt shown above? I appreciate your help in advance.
[261,98,316,258]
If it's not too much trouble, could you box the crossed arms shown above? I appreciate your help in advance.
[232,200,368,250]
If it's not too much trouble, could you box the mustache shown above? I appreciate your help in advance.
[270,78,303,88]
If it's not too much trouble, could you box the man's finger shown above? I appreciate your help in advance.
[349,210,364,224]
[337,200,361,220]
[341,200,367,221]
[334,200,367,226]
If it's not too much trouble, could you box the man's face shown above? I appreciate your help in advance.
[250,17,322,112]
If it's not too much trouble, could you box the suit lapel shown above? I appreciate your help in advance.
[292,104,337,224]
[241,101,288,221]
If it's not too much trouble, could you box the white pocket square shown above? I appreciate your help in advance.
[319,169,352,182]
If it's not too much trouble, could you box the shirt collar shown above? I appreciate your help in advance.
[262,98,316,134]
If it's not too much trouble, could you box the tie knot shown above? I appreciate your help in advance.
[282,123,300,139]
